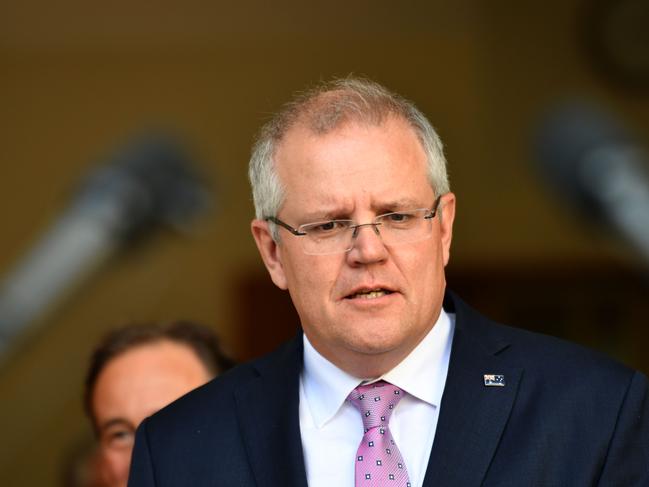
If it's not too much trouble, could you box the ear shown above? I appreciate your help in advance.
[251,219,288,290]
[438,192,456,267]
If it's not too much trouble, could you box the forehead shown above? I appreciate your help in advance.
[92,340,210,423]
[275,117,432,215]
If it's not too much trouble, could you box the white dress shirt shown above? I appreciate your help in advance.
[299,310,455,487]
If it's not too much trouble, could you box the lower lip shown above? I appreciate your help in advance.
[343,292,398,307]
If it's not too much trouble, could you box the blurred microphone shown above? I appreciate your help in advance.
[535,102,649,265]
[0,136,211,356]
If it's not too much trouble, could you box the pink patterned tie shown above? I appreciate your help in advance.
[348,381,411,486]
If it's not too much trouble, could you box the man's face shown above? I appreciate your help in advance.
[91,340,212,487]
[252,117,455,377]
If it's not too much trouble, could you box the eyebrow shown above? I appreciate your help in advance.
[374,198,427,211]
[98,417,135,433]
[296,206,354,222]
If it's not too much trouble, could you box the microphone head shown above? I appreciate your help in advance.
[78,134,212,242]
[534,101,639,218]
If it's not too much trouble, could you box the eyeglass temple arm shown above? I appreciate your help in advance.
[266,216,307,236]
[425,196,442,219]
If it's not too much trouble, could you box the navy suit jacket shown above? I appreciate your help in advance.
[129,292,649,486]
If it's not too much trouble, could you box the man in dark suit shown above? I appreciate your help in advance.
[129,78,649,486]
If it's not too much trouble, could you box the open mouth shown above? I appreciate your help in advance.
[345,289,394,300]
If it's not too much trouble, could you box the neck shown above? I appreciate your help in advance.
[313,340,418,380]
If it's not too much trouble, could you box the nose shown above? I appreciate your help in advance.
[351,222,381,239]
[347,223,388,264]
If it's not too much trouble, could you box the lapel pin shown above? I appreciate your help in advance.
[484,374,505,387]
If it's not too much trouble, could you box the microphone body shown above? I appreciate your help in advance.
[536,103,649,265]
[0,137,210,356]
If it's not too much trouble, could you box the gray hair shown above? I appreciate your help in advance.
[248,77,450,237]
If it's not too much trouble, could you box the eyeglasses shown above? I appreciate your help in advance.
[266,196,441,255]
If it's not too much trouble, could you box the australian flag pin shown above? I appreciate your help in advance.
[484,374,505,387]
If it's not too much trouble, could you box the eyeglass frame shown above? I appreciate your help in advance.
[265,195,442,252]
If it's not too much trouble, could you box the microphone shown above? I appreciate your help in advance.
[535,101,649,265]
[0,135,211,357]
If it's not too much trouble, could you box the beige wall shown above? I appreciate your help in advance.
[1,2,648,484]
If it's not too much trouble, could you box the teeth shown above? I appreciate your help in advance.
[353,289,388,299]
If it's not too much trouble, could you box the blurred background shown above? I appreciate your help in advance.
[1,0,648,484]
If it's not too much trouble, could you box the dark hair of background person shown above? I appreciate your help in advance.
[83,320,235,432]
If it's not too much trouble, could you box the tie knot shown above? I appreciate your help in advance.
[347,380,405,431]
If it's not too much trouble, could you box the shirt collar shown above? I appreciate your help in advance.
[302,335,360,429]
[301,309,455,428]
[382,309,453,408]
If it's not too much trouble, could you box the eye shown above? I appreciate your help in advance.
[385,211,414,223]
[304,220,349,235]
[316,221,337,231]
[102,427,135,449]
[379,210,426,229]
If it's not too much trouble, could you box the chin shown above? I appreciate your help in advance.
[344,328,405,356]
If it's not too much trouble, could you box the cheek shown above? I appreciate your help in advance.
[284,256,340,313]
[404,241,445,292]
[99,448,132,483]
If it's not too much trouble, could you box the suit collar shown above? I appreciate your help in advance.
[422,291,523,486]
[443,290,512,356]
[234,336,309,487]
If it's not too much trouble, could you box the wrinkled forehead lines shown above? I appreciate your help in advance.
[274,118,428,181]
[273,119,432,214]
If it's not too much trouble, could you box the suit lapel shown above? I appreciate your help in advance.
[234,336,308,487]
[422,294,523,486]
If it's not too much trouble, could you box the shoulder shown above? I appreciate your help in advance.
[442,291,649,482]
[446,290,642,398]
[142,335,302,440]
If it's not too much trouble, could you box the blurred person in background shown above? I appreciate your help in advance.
[84,321,234,487]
